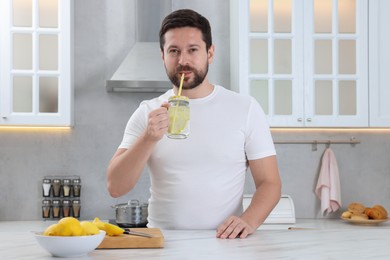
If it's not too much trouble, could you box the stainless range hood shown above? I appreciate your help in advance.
[106,0,172,92]
[106,42,171,92]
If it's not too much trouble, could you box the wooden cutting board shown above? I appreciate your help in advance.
[97,228,164,249]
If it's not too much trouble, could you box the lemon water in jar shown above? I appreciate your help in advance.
[167,96,190,139]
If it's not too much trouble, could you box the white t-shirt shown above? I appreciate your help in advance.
[119,85,276,229]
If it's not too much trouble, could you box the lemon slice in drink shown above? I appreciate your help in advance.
[168,105,190,134]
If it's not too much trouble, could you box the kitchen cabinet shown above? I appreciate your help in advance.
[369,0,390,127]
[230,0,369,127]
[0,0,73,126]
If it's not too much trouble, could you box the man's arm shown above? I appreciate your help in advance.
[216,155,281,239]
[241,155,281,228]
[106,105,169,198]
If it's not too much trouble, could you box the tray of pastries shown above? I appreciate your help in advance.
[341,202,389,225]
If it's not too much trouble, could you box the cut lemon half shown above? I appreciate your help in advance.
[168,105,190,134]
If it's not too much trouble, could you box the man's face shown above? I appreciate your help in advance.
[161,27,214,90]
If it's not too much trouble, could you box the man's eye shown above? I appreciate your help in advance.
[169,49,179,54]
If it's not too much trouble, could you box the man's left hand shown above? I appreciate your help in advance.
[216,216,256,239]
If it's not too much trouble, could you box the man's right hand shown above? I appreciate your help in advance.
[144,103,170,142]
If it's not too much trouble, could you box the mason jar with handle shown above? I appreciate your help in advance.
[167,96,190,139]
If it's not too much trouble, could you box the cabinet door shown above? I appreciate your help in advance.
[0,0,73,126]
[304,0,368,127]
[231,0,304,127]
[369,0,390,126]
[230,0,368,127]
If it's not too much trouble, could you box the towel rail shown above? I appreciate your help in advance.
[273,137,360,151]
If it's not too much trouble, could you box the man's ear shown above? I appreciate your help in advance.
[208,44,215,64]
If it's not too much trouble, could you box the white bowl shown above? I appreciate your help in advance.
[34,230,106,258]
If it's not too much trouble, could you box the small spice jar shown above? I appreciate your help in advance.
[72,178,81,197]
[52,200,61,218]
[42,179,52,197]
[42,200,51,219]
[72,200,81,218]
[62,200,71,217]
[62,179,71,197]
[52,179,61,197]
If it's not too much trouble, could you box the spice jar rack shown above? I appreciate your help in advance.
[41,175,82,220]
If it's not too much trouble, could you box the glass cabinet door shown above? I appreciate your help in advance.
[0,0,72,126]
[231,0,368,127]
[247,0,304,126]
[305,0,368,126]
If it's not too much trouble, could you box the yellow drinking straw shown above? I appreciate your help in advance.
[171,73,185,133]
[178,73,185,96]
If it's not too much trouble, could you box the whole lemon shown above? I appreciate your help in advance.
[43,223,60,236]
[80,221,100,235]
[58,217,83,236]
[43,223,72,236]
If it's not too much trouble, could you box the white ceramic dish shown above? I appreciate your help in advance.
[34,230,106,257]
[341,217,389,225]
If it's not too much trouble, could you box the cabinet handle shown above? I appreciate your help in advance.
[307,118,312,122]
[297,118,303,122]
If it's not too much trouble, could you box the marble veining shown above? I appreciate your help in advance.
[1,219,389,259]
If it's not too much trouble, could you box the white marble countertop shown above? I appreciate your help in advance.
[1,219,390,259]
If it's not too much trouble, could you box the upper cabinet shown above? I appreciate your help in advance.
[0,0,73,126]
[231,0,369,127]
[369,0,390,127]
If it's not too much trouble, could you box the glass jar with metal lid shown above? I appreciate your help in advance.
[72,200,81,218]
[167,95,190,139]
[42,200,51,219]
[72,178,81,197]
[42,179,51,197]
[62,179,71,197]
[52,179,61,197]
[62,200,71,217]
[52,200,61,218]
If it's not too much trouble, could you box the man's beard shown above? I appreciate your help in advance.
[166,63,209,90]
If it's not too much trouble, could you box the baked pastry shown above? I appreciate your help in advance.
[365,208,383,220]
[348,202,366,214]
[350,213,369,220]
[341,211,352,219]
[373,205,388,219]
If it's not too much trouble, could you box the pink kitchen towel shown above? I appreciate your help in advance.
[315,148,341,216]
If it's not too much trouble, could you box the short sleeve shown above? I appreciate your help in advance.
[244,98,276,160]
[118,104,148,149]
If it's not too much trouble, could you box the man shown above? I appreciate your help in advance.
[107,9,281,239]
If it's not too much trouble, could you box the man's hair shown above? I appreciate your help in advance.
[159,9,212,51]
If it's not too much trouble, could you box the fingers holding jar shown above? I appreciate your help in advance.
[146,104,169,140]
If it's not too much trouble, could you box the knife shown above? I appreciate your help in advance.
[123,228,154,238]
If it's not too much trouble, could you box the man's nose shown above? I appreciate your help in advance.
[178,52,190,65]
